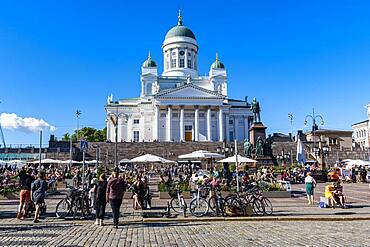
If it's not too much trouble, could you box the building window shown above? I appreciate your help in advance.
[133,131,139,142]
[160,113,166,117]
[172,52,176,56]
[229,119,233,125]
[185,125,192,131]
[171,59,176,68]
[166,60,169,70]
[133,119,140,124]
[199,113,205,117]
[145,83,152,95]
[179,59,185,68]
[173,113,179,118]
[229,131,234,141]
[187,59,192,68]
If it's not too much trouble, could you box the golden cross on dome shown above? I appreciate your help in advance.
[178,10,182,25]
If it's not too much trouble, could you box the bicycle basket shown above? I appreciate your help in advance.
[168,188,178,198]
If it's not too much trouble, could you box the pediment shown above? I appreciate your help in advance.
[155,84,225,99]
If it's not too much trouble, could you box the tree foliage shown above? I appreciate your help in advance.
[61,127,107,142]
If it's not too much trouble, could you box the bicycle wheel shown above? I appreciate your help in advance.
[251,198,264,216]
[170,197,183,213]
[81,195,91,218]
[225,195,245,216]
[261,197,273,216]
[189,198,209,217]
[56,199,71,219]
[208,195,216,212]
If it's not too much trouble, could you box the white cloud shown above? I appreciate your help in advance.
[0,113,56,133]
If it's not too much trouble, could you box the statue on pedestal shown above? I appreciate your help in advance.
[256,136,264,157]
[251,98,261,123]
[263,136,273,157]
[243,139,252,158]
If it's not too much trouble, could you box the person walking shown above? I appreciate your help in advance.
[31,172,47,223]
[95,174,107,226]
[17,168,34,219]
[305,172,316,205]
[106,168,125,228]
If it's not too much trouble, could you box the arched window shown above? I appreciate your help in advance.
[145,83,152,95]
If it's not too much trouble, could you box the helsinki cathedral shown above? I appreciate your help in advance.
[105,13,254,143]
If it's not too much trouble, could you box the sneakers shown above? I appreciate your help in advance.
[33,219,40,223]
[94,219,99,225]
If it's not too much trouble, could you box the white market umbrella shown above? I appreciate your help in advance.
[60,159,80,164]
[8,160,27,168]
[85,160,102,164]
[0,160,7,165]
[178,150,224,159]
[296,137,306,165]
[119,158,132,164]
[130,154,175,164]
[217,155,257,163]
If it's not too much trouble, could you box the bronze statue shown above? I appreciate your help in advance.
[243,139,252,158]
[251,97,261,123]
[256,136,264,157]
[263,136,273,157]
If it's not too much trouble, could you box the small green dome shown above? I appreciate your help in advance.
[142,51,157,68]
[211,53,225,69]
[165,12,196,40]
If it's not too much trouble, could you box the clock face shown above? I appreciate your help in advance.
[179,51,185,56]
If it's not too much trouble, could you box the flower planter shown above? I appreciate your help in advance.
[0,192,19,200]
[159,191,192,199]
[262,191,291,198]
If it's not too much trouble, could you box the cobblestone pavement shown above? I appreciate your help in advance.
[0,182,369,246]
[0,220,370,246]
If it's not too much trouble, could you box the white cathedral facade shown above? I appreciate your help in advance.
[105,14,254,143]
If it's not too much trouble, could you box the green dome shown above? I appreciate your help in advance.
[211,54,225,69]
[165,13,196,40]
[165,25,196,40]
[142,52,157,68]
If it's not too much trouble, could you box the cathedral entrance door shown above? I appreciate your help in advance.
[185,125,193,141]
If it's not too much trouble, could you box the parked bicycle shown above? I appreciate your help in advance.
[169,183,187,215]
[55,187,92,219]
[189,185,210,217]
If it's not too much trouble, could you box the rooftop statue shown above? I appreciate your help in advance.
[251,97,261,123]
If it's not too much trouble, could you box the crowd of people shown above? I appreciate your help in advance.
[0,159,368,226]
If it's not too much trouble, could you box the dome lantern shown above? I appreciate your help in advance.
[142,51,157,68]
[211,53,225,69]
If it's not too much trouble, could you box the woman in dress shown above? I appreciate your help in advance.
[31,172,47,223]
[305,172,316,205]
[95,174,107,226]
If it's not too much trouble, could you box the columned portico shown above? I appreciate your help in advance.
[180,106,185,141]
[194,106,199,141]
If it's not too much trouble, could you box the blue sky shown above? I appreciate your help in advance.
[0,0,369,145]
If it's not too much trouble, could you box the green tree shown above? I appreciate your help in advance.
[62,133,70,141]
[62,127,107,142]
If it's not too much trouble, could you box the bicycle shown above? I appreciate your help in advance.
[242,185,273,216]
[189,185,210,217]
[169,184,187,215]
[208,186,228,217]
[56,187,91,219]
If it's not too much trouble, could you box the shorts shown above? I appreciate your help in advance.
[20,190,31,203]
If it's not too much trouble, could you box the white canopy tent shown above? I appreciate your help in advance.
[8,160,27,168]
[217,155,257,164]
[130,154,175,164]
[27,159,61,164]
[178,150,224,159]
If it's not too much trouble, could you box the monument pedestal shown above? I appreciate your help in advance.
[249,122,267,147]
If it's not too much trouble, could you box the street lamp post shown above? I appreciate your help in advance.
[107,105,128,167]
[288,113,293,141]
[304,108,324,167]
[76,110,81,140]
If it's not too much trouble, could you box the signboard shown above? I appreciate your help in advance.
[80,140,88,152]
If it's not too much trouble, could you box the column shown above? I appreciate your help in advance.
[225,114,230,141]
[207,107,212,141]
[117,118,122,142]
[185,48,188,68]
[153,105,159,141]
[167,105,172,141]
[218,108,224,142]
[194,106,199,141]
[140,113,144,142]
[244,116,249,141]
[169,49,173,69]
[180,106,185,141]
[234,116,239,141]
[127,117,132,142]
[106,118,111,141]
